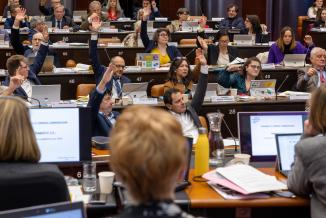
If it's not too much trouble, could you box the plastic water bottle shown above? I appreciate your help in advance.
[82,162,97,192]
[194,127,209,176]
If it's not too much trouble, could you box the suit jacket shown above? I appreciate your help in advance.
[217,69,246,94]
[296,67,324,92]
[46,15,79,31]
[89,38,131,91]
[39,5,72,18]
[0,163,69,211]
[287,134,326,218]
[5,28,48,97]
[141,20,182,59]
[207,44,238,65]
[87,89,120,137]
[220,16,245,32]
[4,17,29,29]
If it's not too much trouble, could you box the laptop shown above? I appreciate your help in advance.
[181,21,199,32]
[250,79,276,98]
[191,83,218,101]
[122,82,148,98]
[283,54,306,67]
[175,137,193,192]
[31,84,61,105]
[27,56,54,72]
[275,133,301,177]
[136,53,160,69]
[238,111,308,162]
[0,201,85,218]
[233,34,254,46]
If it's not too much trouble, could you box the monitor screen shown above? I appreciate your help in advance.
[30,107,92,164]
[276,134,301,171]
[238,111,308,161]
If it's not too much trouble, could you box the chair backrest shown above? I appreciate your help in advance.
[98,37,121,44]
[179,38,213,46]
[0,163,70,211]
[199,116,208,130]
[297,16,309,40]
[76,84,96,99]
[151,84,165,97]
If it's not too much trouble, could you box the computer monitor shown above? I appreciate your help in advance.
[29,107,92,164]
[238,111,308,161]
[0,201,85,218]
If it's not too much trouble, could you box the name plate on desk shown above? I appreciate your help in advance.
[117,18,131,21]
[100,28,118,33]
[211,96,235,102]
[155,17,168,21]
[53,29,70,33]
[132,98,158,105]
[51,101,77,107]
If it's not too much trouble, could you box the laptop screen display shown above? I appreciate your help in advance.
[30,107,92,164]
[276,134,301,171]
[238,111,308,161]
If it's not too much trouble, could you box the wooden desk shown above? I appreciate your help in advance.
[185,168,309,217]
[308,30,326,49]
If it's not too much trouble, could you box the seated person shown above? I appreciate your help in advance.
[4,5,29,29]
[80,1,108,31]
[110,106,197,218]
[122,20,141,47]
[244,15,269,43]
[2,0,20,18]
[163,49,208,143]
[296,47,326,92]
[0,97,69,210]
[28,17,46,41]
[198,31,239,66]
[219,3,245,33]
[288,84,326,218]
[45,4,79,31]
[0,75,24,96]
[314,7,326,27]
[217,57,263,95]
[5,15,49,98]
[87,66,119,137]
[104,0,125,21]
[141,12,182,66]
[89,21,131,99]
[10,9,61,67]
[163,52,202,94]
[267,26,314,64]
[39,0,72,18]
[167,7,190,32]
[307,0,324,19]
[134,0,160,20]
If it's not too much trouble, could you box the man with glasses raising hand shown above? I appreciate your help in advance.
[89,21,131,99]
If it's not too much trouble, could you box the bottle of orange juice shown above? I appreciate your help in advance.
[194,127,209,176]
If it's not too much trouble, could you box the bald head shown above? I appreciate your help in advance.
[110,56,125,78]
[32,33,44,50]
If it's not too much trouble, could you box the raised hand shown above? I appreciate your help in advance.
[195,48,207,65]
[306,67,317,77]
[8,75,24,93]
[197,36,208,52]
[304,35,313,46]
[42,26,49,42]
[98,64,115,92]
[15,7,26,22]
[40,0,47,6]
[151,0,157,9]
[90,20,102,32]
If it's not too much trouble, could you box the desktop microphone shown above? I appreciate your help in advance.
[184,47,197,58]
[14,94,41,108]
[104,47,111,62]
[275,74,290,100]
[120,79,155,99]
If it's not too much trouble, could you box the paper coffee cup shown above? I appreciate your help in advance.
[182,94,189,103]
[98,171,115,194]
[122,96,129,106]
[230,89,238,96]
[233,153,251,165]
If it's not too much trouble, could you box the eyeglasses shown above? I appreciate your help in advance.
[249,65,261,70]
[114,64,126,69]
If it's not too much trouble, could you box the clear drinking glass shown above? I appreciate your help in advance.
[82,162,97,192]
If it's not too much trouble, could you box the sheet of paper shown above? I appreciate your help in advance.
[216,165,287,194]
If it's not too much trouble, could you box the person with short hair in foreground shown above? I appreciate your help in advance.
[288,84,326,218]
[110,106,198,218]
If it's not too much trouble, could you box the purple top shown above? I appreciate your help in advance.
[267,42,311,64]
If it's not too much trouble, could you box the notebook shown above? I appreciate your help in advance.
[31,84,61,105]
[233,34,254,46]
[238,111,308,162]
[0,201,85,218]
[275,133,301,177]
[283,54,306,67]
[27,55,54,72]
[250,79,276,98]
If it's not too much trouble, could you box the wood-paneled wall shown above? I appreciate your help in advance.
[241,0,266,24]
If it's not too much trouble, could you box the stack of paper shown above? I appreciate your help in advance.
[278,91,311,100]
[203,165,287,197]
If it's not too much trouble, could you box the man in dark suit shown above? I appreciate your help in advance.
[39,0,72,18]
[163,49,208,144]
[219,3,245,33]
[4,5,29,29]
[46,4,79,31]
[4,7,49,98]
[89,21,131,99]
[87,65,120,137]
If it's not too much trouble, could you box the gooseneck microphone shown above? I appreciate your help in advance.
[275,74,290,100]
[14,94,42,108]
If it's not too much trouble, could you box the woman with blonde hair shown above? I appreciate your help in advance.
[288,84,326,218]
[105,0,125,21]
[0,97,69,210]
[110,106,197,218]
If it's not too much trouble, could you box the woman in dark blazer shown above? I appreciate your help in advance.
[243,15,270,43]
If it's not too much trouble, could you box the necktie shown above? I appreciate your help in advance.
[114,78,122,98]
[320,71,325,84]
[56,20,61,29]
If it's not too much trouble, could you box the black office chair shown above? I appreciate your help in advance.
[0,163,70,211]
